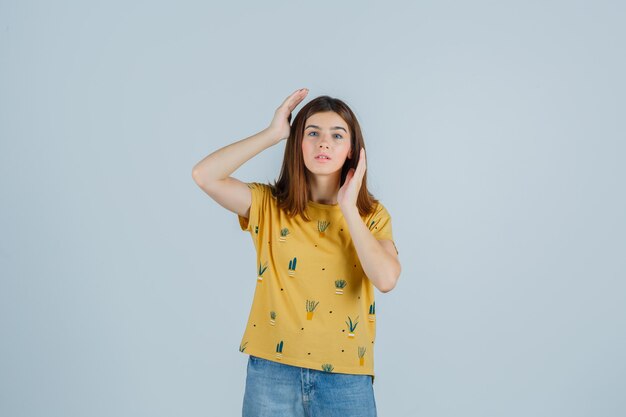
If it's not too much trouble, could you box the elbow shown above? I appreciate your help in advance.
[380,279,398,293]
[192,167,206,185]
[380,262,401,293]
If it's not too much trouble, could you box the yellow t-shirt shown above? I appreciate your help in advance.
[236,182,396,383]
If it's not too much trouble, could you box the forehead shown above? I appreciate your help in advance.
[305,111,348,130]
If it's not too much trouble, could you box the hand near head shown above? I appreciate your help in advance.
[338,148,366,210]
[268,88,309,143]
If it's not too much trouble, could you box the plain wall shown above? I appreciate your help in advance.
[1,1,624,416]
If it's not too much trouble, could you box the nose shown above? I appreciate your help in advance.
[318,135,331,148]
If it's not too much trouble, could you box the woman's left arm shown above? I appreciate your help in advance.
[338,148,401,292]
[342,206,401,293]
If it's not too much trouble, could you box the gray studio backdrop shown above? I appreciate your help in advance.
[1,1,624,416]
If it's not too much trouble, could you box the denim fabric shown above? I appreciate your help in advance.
[242,355,377,417]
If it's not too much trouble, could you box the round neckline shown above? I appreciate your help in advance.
[307,200,342,210]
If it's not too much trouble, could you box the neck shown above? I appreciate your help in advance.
[308,174,341,204]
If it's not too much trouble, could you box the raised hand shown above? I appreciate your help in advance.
[338,148,366,209]
[268,88,309,143]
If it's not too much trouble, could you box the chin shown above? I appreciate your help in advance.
[305,164,342,176]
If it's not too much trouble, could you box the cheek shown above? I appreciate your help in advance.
[301,142,311,161]
[302,140,314,155]
[339,143,351,157]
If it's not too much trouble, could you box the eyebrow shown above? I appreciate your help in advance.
[304,124,348,133]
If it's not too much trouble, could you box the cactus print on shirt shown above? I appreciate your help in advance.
[236,182,396,384]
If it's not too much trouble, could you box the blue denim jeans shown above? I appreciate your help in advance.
[242,355,377,417]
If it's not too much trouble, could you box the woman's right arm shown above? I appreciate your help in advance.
[191,128,280,218]
[191,88,308,218]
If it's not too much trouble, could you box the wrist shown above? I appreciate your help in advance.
[262,127,282,146]
[340,204,360,218]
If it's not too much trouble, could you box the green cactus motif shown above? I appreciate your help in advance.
[306,300,319,320]
[368,301,376,321]
[345,315,359,337]
[288,257,298,276]
[254,225,258,234]
[317,220,330,236]
[239,341,248,352]
[257,261,268,282]
[358,346,366,365]
[321,363,334,372]
[306,300,319,312]
[275,340,284,359]
[358,346,367,358]
[279,227,290,242]
[368,219,377,231]
[335,279,347,294]
[269,311,277,326]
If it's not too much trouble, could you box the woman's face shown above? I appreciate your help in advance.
[301,111,352,177]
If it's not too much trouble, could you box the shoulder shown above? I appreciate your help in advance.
[246,182,275,196]
[246,181,270,190]
[370,201,390,218]
[246,182,280,207]
[359,201,387,225]
[374,200,387,211]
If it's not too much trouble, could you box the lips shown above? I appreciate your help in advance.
[315,154,331,160]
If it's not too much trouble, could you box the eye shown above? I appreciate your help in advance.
[307,131,344,139]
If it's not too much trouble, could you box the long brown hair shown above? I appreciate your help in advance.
[268,95,380,222]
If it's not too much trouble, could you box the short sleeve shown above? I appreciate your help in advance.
[368,202,393,240]
[367,202,398,254]
[237,182,268,233]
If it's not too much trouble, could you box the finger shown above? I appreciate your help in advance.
[360,149,367,170]
[286,88,308,110]
[291,89,308,109]
[356,150,366,179]
[356,149,365,173]
[344,168,354,183]
[355,165,364,183]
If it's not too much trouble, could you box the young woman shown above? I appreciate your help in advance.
[192,88,401,417]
